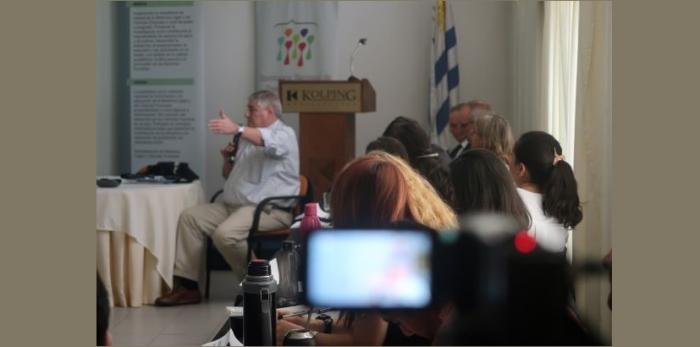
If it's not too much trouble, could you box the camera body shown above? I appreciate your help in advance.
[301,213,569,312]
[299,213,600,345]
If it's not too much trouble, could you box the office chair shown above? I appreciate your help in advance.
[204,175,313,299]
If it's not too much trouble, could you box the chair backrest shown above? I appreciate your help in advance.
[294,175,313,215]
[300,175,309,198]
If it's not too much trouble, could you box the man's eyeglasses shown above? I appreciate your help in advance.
[449,123,469,129]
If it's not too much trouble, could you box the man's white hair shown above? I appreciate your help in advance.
[249,90,282,118]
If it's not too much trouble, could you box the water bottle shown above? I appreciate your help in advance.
[276,240,300,307]
[242,259,277,346]
[283,329,317,346]
[299,203,322,240]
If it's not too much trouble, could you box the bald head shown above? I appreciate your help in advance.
[466,99,492,113]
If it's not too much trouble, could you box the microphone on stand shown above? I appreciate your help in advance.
[228,132,242,164]
[349,38,367,80]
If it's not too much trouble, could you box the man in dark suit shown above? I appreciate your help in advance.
[447,103,472,159]
[448,100,492,160]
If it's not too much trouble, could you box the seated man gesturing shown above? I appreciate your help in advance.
[156,90,299,306]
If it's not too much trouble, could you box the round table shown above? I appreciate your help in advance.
[97,179,206,307]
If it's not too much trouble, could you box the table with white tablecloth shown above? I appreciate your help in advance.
[96,180,206,307]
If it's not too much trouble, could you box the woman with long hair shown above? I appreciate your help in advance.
[276,152,457,345]
[470,113,515,166]
[511,131,583,253]
[450,149,531,230]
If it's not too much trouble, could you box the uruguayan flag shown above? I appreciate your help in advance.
[429,0,460,148]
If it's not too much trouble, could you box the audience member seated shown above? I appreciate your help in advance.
[450,149,531,230]
[381,305,454,345]
[510,131,583,253]
[382,116,455,206]
[155,90,300,306]
[97,274,112,346]
[447,100,492,160]
[469,112,515,166]
[447,103,473,159]
[276,152,457,345]
[365,136,410,162]
[434,246,602,345]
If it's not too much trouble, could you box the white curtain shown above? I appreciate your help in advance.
[543,1,579,263]
[542,1,612,341]
[543,1,579,165]
[572,1,613,341]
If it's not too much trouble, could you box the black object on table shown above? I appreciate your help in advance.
[97,178,122,188]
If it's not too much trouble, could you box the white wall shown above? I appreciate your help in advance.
[510,1,545,137]
[96,1,117,176]
[453,0,514,123]
[96,0,519,197]
[332,1,434,155]
[200,1,256,198]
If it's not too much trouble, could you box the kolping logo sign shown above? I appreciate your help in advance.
[275,20,318,67]
[286,88,357,102]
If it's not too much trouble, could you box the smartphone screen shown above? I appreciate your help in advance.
[304,229,433,309]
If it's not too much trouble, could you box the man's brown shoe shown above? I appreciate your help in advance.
[154,287,202,306]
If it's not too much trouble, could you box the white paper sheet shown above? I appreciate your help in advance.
[226,306,243,317]
[202,329,242,346]
[270,258,280,284]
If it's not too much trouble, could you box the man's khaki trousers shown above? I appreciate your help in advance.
[173,202,292,282]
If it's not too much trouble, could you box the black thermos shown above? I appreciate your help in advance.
[243,259,277,346]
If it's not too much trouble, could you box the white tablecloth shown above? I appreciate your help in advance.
[97,180,206,306]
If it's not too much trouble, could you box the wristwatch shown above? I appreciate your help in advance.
[315,313,333,334]
[238,126,246,135]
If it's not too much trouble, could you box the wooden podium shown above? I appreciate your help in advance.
[279,79,376,202]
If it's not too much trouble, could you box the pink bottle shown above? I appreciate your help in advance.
[299,203,322,240]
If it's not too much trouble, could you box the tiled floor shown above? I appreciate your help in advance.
[109,271,240,346]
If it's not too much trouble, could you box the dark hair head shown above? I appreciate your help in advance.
[513,131,582,229]
[382,117,455,204]
[97,274,110,346]
[412,155,455,207]
[450,149,531,230]
[365,136,410,161]
[382,116,432,163]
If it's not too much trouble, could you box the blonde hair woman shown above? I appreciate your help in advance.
[471,113,515,165]
[276,152,456,345]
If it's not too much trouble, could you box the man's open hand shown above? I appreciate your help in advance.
[208,109,239,135]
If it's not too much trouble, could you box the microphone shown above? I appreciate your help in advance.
[228,133,242,163]
[349,38,367,79]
